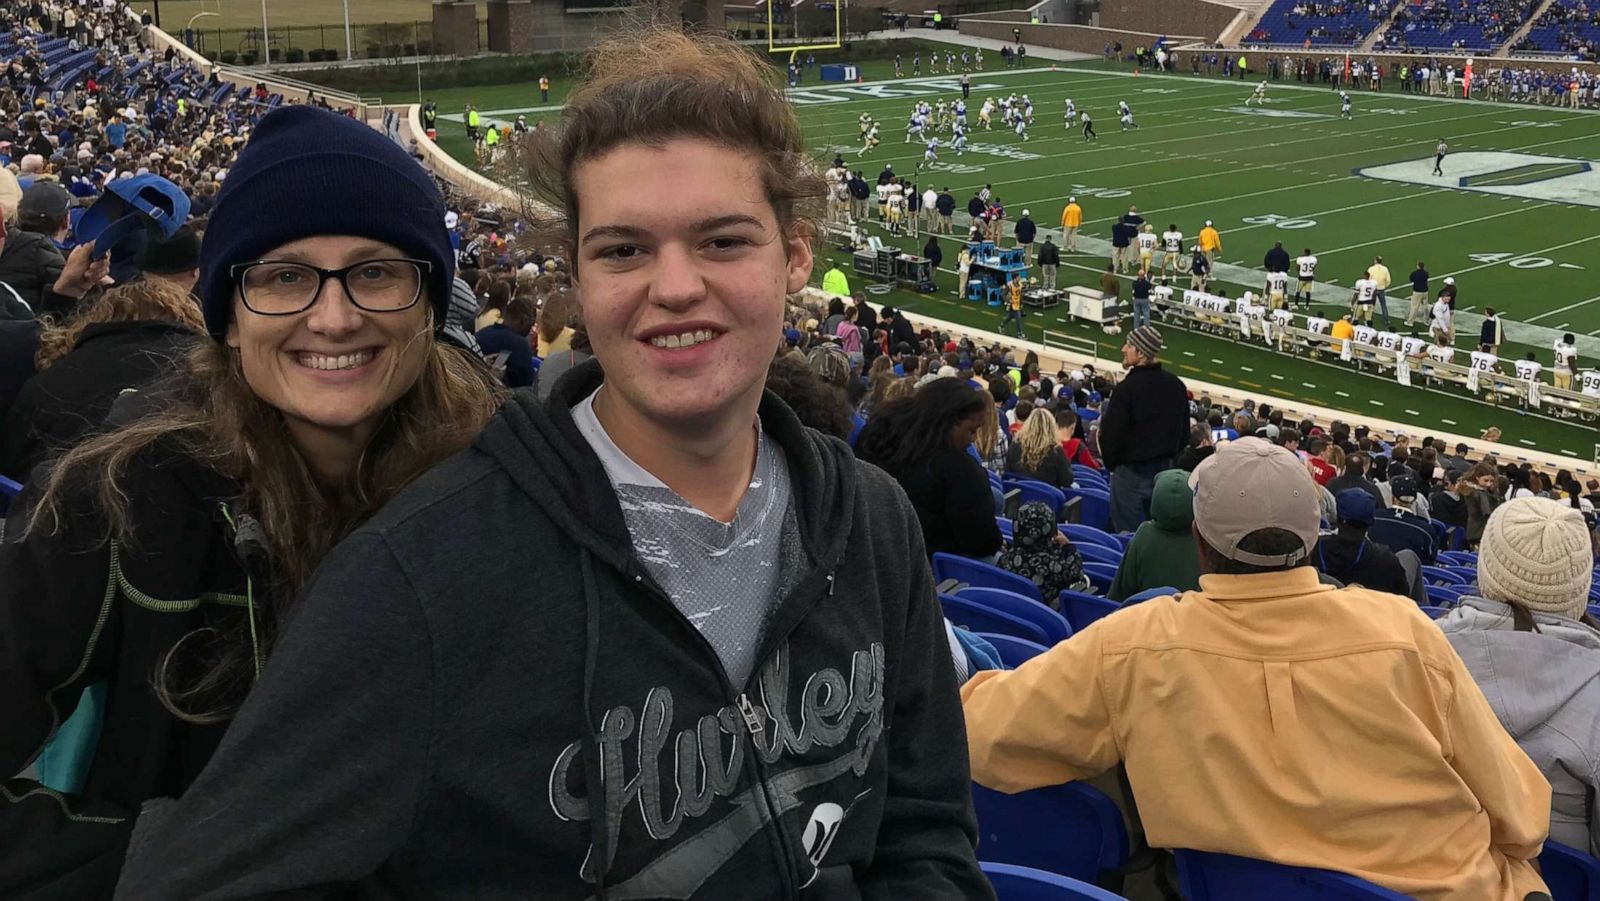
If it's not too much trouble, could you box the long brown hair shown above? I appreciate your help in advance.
[24,315,505,721]
[35,278,205,368]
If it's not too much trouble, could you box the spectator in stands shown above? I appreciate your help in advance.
[764,352,854,442]
[1,106,503,897]
[1463,461,1506,549]
[999,500,1090,604]
[1372,471,1438,564]
[859,377,1004,560]
[0,278,203,481]
[1005,407,1074,489]
[1176,422,1215,471]
[116,31,990,899]
[1108,469,1202,600]
[1326,450,1385,507]
[0,182,67,311]
[475,294,537,388]
[1320,489,1413,595]
[1099,325,1189,532]
[964,437,1552,899]
[135,225,202,294]
[1431,469,1469,530]
[1440,497,1600,856]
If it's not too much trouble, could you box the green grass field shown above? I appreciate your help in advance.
[427,52,1600,458]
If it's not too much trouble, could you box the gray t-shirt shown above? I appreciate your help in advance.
[572,387,797,687]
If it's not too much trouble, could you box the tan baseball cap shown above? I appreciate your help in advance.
[1189,437,1321,567]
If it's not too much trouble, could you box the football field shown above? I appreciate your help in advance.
[431,55,1600,455]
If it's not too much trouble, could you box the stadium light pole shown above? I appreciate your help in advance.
[260,0,270,63]
[343,0,354,61]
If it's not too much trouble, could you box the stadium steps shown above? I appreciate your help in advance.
[1495,0,1561,54]
[1358,0,1411,51]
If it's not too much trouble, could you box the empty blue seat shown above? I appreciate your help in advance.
[1420,565,1468,586]
[1124,586,1178,604]
[1006,478,1067,519]
[1063,487,1111,530]
[1082,562,1119,596]
[1437,551,1477,566]
[1540,840,1600,901]
[1061,524,1121,551]
[958,587,1074,644]
[1443,565,1479,582]
[1075,544,1124,567]
[934,553,1043,603]
[1059,590,1120,633]
[977,632,1051,668]
[981,862,1129,901]
[1420,606,1449,619]
[1175,849,1411,900]
[942,595,1051,645]
[973,782,1130,888]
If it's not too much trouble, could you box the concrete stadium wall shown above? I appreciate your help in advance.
[1099,0,1243,41]
[960,18,1204,56]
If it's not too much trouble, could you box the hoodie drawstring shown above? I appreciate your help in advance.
[578,548,609,900]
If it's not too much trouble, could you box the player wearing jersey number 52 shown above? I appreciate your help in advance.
[114,28,992,901]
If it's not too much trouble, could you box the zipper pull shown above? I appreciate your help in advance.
[827,572,836,597]
[737,694,765,736]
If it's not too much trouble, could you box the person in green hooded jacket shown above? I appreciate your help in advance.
[1107,468,1202,601]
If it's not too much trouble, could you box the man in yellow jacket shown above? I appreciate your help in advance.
[821,263,850,300]
[963,438,1551,901]
[1198,219,1221,266]
[1060,196,1082,253]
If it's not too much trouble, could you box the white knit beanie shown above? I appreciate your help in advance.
[1477,497,1594,619]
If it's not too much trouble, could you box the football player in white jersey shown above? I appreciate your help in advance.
[1340,91,1353,119]
[1351,274,1377,325]
[860,123,880,155]
[922,137,941,169]
[1247,80,1268,105]
[1160,224,1184,277]
[1136,224,1158,272]
[1014,115,1029,140]
[1118,100,1137,129]
[979,97,995,129]
[951,122,968,155]
[1294,248,1318,309]
[1553,332,1578,390]
[1264,270,1289,311]
[858,113,873,142]
[955,99,967,127]
[1063,98,1076,126]
[1022,94,1034,124]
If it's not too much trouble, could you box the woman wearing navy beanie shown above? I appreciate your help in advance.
[0,105,503,898]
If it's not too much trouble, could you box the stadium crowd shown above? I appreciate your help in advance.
[2,9,1600,901]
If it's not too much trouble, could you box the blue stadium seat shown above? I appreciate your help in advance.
[1061,524,1121,551]
[1113,533,1133,550]
[1082,562,1120,596]
[1175,850,1411,900]
[980,862,1129,901]
[1124,586,1178,604]
[933,553,1044,603]
[941,594,1051,646]
[997,517,1014,542]
[1541,839,1600,901]
[1443,565,1479,583]
[973,782,1130,888]
[1588,604,1600,622]
[1426,584,1465,606]
[1420,606,1449,619]
[1059,590,1121,632]
[1006,479,1067,519]
[957,587,1074,644]
[977,632,1051,668]
[1438,551,1477,566]
[1075,544,1124,567]
[1420,565,1468,586]
[1066,488,1112,531]
[0,474,22,517]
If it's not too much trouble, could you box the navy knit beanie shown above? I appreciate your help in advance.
[197,106,453,340]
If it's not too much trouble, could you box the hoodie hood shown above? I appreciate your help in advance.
[1439,596,1600,739]
[480,357,859,583]
[1149,468,1195,531]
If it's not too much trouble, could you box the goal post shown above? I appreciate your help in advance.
[766,0,844,57]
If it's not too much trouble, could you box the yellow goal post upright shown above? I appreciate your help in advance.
[766,0,845,63]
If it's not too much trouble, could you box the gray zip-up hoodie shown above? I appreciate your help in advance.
[1438,596,1600,854]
